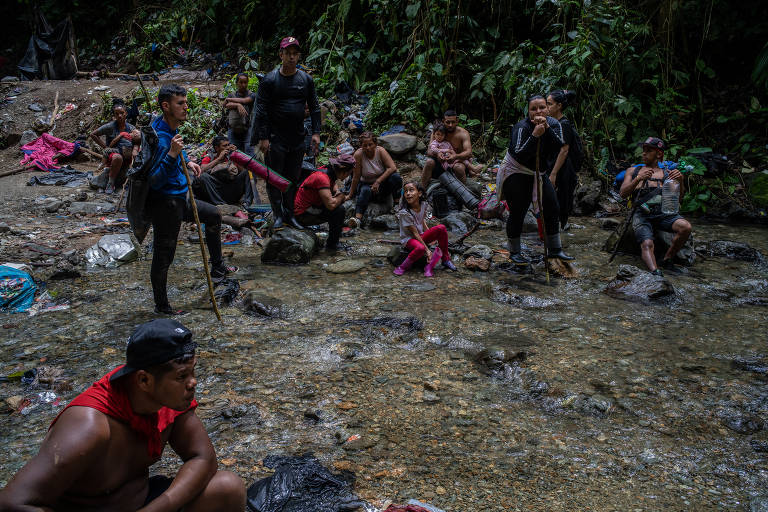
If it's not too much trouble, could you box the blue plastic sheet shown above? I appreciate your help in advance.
[0,265,36,313]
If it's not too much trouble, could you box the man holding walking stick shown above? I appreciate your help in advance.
[148,84,235,315]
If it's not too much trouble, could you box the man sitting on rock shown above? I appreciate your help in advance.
[420,109,479,189]
[193,135,254,229]
[0,319,246,512]
[619,137,692,276]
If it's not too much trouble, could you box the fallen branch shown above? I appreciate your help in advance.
[49,91,60,127]
[0,165,36,179]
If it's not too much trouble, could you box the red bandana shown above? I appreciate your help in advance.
[50,366,197,458]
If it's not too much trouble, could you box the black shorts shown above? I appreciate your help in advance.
[632,210,683,243]
[144,475,178,508]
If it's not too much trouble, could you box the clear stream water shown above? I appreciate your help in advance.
[1,217,767,511]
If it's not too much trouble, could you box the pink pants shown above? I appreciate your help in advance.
[405,225,450,261]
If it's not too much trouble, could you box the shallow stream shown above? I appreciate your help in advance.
[1,217,767,510]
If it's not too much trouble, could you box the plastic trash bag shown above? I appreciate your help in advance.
[0,265,37,312]
[246,453,366,512]
[85,234,141,267]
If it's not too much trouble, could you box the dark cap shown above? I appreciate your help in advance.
[110,319,196,381]
[279,36,300,50]
[329,153,355,168]
[638,136,666,151]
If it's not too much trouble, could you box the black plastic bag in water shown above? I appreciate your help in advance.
[247,453,366,512]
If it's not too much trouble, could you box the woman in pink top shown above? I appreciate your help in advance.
[347,131,403,228]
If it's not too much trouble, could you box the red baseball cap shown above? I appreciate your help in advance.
[279,36,300,50]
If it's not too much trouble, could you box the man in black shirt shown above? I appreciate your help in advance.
[251,36,322,230]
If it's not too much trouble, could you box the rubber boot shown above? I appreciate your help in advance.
[545,233,574,260]
[282,191,304,230]
[424,247,442,277]
[393,251,420,276]
[509,252,531,266]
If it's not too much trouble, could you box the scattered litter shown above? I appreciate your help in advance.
[223,232,242,245]
[0,265,36,313]
[85,233,141,267]
[92,85,110,91]
[337,141,355,155]
[27,291,70,317]
[381,124,406,136]
[55,103,77,119]
[246,453,366,512]
[28,103,44,112]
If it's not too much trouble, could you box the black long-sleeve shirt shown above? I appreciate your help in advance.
[508,116,564,171]
[250,68,321,152]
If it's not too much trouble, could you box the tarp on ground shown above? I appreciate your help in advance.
[0,265,36,313]
[20,133,80,171]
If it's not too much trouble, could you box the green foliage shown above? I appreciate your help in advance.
[178,88,219,143]
[221,73,260,97]
[747,173,768,208]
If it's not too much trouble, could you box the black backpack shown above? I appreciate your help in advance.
[126,121,160,243]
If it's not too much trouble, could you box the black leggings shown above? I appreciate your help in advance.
[150,194,222,308]
[296,206,345,249]
[554,163,577,228]
[503,173,560,239]
[265,146,304,217]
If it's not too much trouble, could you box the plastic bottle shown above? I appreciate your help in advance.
[661,178,680,215]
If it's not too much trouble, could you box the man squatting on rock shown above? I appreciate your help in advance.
[250,36,321,230]
[0,319,246,512]
[620,137,692,275]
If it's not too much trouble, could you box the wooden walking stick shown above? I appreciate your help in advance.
[136,73,153,114]
[608,178,647,263]
[534,138,550,284]
[180,158,223,322]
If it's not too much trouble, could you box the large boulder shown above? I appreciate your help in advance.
[702,240,763,263]
[442,211,476,233]
[464,244,493,260]
[573,180,602,215]
[378,133,418,156]
[364,195,394,222]
[261,228,318,264]
[604,264,675,303]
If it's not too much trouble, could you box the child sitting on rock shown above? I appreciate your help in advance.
[394,180,457,277]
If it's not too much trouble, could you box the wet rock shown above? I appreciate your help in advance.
[364,196,394,221]
[573,180,602,215]
[243,292,287,319]
[721,414,764,435]
[48,258,81,280]
[473,345,527,375]
[731,356,768,377]
[73,190,88,202]
[28,103,44,112]
[69,201,114,215]
[464,256,490,271]
[442,211,476,233]
[464,244,493,260]
[600,217,622,230]
[0,222,10,233]
[261,227,318,265]
[19,129,38,147]
[702,240,763,262]
[656,230,696,266]
[303,410,321,423]
[44,200,63,213]
[404,282,436,292]
[1,76,19,83]
[221,405,249,419]
[369,214,398,230]
[604,265,675,303]
[342,434,379,451]
[347,314,423,332]
[751,440,768,453]
[491,286,563,309]
[422,392,441,403]
[378,133,418,156]
[325,259,366,274]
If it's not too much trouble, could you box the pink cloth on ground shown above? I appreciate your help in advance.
[20,133,78,171]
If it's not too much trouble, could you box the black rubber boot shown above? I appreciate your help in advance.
[546,248,575,260]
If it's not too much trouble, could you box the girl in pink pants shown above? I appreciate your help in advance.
[394,181,457,277]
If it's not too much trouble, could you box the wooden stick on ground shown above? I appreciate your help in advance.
[49,91,60,129]
[180,159,222,323]
[0,165,35,179]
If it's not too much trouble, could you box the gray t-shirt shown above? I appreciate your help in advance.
[95,121,135,151]
[397,202,431,244]
[227,90,256,135]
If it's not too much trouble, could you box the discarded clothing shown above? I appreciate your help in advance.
[27,168,90,187]
[246,453,365,512]
[50,366,197,458]
[0,265,36,313]
[20,133,80,171]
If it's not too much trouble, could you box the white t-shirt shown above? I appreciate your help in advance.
[396,202,431,244]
